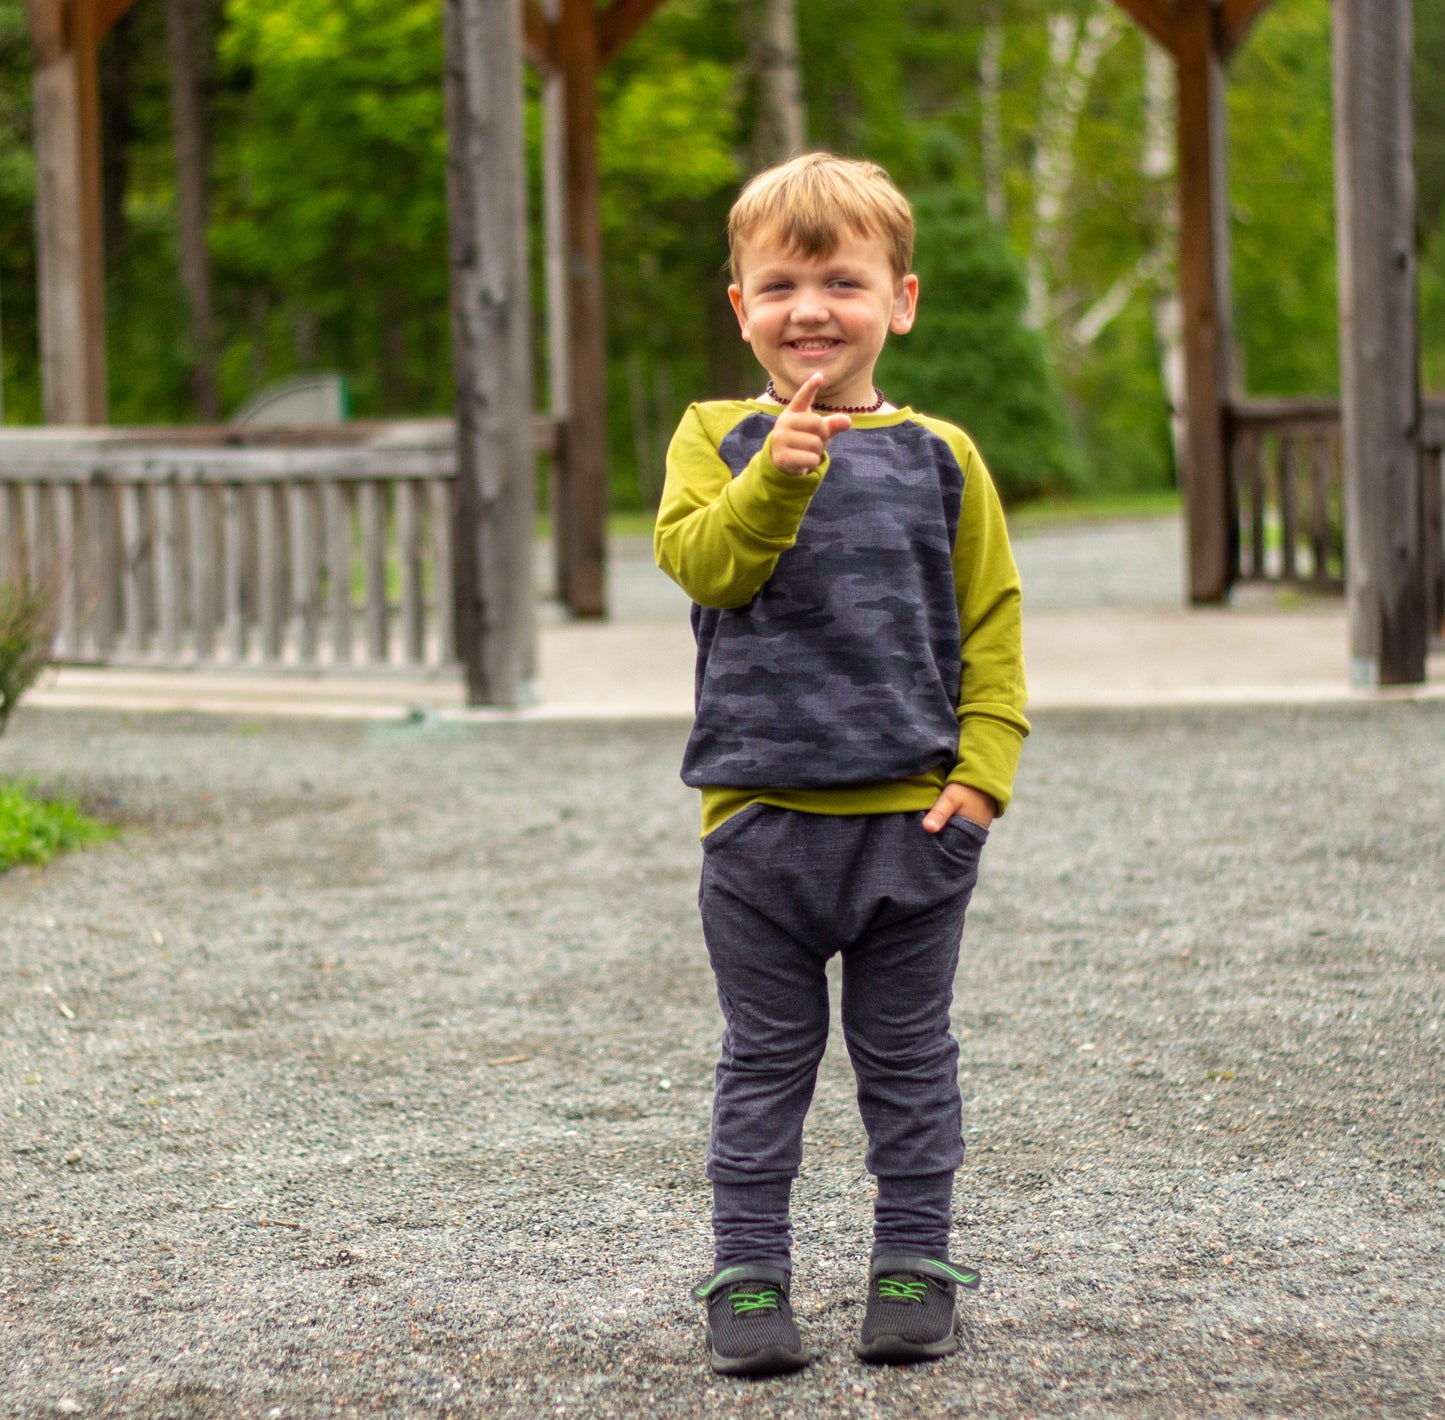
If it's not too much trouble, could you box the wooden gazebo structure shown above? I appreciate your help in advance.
[16,0,1433,700]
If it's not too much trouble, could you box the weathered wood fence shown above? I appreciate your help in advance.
[1228,395,1445,636]
[0,419,557,672]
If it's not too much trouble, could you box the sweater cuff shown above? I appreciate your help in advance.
[725,435,826,535]
[947,706,1029,814]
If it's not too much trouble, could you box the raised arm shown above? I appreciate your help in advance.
[654,392,839,609]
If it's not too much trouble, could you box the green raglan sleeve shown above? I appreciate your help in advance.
[945,436,1030,814]
[654,402,826,609]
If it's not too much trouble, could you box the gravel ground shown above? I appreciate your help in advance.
[2,700,1443,1419]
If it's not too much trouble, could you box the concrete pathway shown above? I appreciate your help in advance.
[24,518,1445,720]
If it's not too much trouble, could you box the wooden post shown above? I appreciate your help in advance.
[29,0,108,424]
[443,0,537,703]
[1174,0,1236,604]
[541,11,572,603]
[555,0,607,617]
[1333,0,1425,686]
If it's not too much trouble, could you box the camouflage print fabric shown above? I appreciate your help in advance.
[681,413,965,790]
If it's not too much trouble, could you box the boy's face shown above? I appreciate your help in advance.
[728,228,918,409]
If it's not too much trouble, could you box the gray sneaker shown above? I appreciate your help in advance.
[854,1254,980,1364]
[693,1263,808,1377]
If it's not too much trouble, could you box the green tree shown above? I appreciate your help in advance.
[878,182,1080,500]
[211,0,451,416]
[597,0,745,506]
[1227,0,1338,399]
[1417,0,1445,393]
[0,0,39,423]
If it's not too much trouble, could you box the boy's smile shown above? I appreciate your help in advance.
[729,230,919,409]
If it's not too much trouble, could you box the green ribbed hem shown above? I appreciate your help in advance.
[699,775,946,840]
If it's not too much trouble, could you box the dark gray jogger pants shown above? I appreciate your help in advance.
[698,804,987,1271]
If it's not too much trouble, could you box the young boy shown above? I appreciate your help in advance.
[654,152,1029,1376]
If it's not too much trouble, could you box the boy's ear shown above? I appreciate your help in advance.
[884,274,919,336]
[727,284,751,342]
[890,274,920,335]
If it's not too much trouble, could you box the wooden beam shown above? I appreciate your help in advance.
[1174,0,1235,602]
[31,0,107,423]
[95,0,140,40]
[597,0,670,67]
[1333,0,1426,685]
[554,0,608,615]
[523,0,556,72]
[542,54,571,599]
[1218,0,1274,61]
[1107,0,1177,55]
[25,0,64,66]
[443,0,538,703]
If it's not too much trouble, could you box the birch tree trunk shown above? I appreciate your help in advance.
[1025,3,1123,331]
[746,0,805,168]
[979,6,1007,227]
[163,0,219,419]
[1142,38,1186,475]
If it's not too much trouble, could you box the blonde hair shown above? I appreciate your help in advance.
[727,152,915,281]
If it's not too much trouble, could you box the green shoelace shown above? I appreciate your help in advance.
[729,1287,781,1316]
[876,1277,929,1304]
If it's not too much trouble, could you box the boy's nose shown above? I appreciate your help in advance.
[791,294,829,323]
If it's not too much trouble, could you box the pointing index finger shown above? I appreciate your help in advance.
[787,374,823,414]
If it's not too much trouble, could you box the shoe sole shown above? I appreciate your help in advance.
[705,1324,807,1377]
[709,1343,808,1377]
[854,1331,959,1365]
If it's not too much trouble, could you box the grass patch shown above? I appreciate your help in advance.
[0,781,114,872]
[536,509,658,542]
[1008,488,1181,531]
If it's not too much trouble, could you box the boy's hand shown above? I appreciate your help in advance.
[770,374,852,474]
[923,783,997,833]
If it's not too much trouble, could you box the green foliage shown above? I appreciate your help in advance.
[1064,295,1174,495]
[5,0,1445,506]
[995,15,1176,493]
[877,183,1080,501]
[1228,0,1339,399]
[1422,222,1445,394]
[0,576,55,735]
[0,781,112,871]
[0,0,40,422]
[596,0,745,507]
[211,0,451,416]
[1417,0,1445,238]
[1419,0,1445,395]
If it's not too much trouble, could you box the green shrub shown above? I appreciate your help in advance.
[0,781,112,872]
[0,575,57,736]
[877,184,1082,503]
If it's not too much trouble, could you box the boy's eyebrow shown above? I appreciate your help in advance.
[745,252,873,280]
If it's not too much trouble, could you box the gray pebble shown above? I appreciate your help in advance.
[1,703,1442,1418]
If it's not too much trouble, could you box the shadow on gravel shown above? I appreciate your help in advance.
[2,704,1443,1419]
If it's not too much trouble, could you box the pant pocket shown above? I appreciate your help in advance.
[930,812,988,870]
[700,800,771,855]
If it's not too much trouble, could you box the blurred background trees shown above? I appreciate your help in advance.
[1,0,1442,509]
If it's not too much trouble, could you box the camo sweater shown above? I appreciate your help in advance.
[655,400,1029,837]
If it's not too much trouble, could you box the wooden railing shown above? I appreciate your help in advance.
[0,418,557,672]
[1228,398,1445,632]
[1228,398,1346,589]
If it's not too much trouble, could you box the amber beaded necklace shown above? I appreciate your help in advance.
[763,379,887,414]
